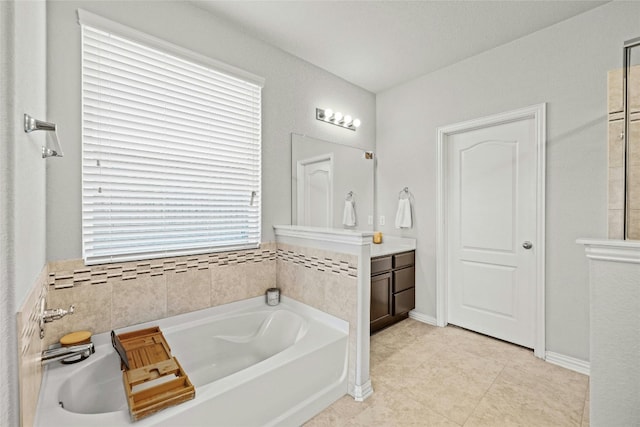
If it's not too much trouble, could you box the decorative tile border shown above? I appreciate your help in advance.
[276,248,358,278]
[48,245,277,289]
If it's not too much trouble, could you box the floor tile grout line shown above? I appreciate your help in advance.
[460,362,508,426]
[311,319,590,426]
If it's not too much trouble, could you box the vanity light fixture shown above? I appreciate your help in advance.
[316,108,361,131]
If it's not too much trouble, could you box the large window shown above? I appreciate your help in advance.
[79,11,263,265]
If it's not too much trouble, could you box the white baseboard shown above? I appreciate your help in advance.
[408,310,438,326]
[545,351,590,376]
[407,312,589,376]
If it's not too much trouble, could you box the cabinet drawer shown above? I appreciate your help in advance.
[371,256,392,275]
[393,251,415,269]
[393,288,415,316]
[393,266,415,293]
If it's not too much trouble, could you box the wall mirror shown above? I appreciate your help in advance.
[291,133,374,230]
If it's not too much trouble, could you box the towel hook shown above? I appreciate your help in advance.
[345,191,354,201]
[399,187,410,199]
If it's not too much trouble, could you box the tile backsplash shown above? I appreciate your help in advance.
[43,243,277,346]
[16,265,48,427]
[276,242,359,394]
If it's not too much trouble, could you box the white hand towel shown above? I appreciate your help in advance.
[343,200,356,227]
[395,198,412,229]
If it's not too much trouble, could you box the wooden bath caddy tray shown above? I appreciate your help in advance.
[111,326,195,422]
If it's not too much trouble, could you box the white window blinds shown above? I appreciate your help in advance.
[80,18,262,265]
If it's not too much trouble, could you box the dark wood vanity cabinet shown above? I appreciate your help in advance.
[370,250,416,333]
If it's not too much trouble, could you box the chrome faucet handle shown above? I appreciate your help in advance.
[43,305,75,323]
[40,303,76,339]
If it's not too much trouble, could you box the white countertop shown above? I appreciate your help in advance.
[370,236,416,257]
[274,225,374,238]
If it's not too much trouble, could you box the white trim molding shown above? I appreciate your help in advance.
[273,225,374,253]
[436,103,546,358]
[352,380,373,402]
[409,310,438,326]
[577,238,640,263]
[545,351,590,376]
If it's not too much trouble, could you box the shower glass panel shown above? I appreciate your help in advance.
[624,38,640,239]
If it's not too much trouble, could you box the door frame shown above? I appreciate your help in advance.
[435,103,546,359]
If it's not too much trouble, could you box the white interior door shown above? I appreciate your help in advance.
[296,154,333,227]
[446,117,537,348]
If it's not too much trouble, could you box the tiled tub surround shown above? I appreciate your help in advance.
[274,225,375,401]
[22,234,371,423]
[277,243,359,394]
[15,247,273,424]
[16,267,48,427]
[43,243,276,347]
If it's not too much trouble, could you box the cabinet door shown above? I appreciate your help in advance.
[371,273,392,326]
[393,288,415,316]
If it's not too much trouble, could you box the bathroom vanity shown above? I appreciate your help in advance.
[370,237,416,333]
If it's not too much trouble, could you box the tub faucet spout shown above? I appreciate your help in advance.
[41,343,95,365]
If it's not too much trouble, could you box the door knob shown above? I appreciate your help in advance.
[522,241,533,250]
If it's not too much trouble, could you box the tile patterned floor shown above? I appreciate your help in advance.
[306,319,590,426]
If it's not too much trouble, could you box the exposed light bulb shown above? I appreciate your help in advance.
[316,107,360,131]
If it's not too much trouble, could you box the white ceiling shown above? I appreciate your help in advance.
[192,1,607,93]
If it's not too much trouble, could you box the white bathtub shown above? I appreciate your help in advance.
[34,296,349,426]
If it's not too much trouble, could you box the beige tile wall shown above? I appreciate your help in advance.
[276,242,359,394]
[43,243,276,347]
[16,265,48,427]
